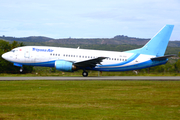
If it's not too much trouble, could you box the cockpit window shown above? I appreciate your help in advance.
[11,50,15,52]
[11,49,18,52]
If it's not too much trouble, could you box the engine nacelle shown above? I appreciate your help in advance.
[55,60,77,72]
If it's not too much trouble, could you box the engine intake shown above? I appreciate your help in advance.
[55,60,77,72]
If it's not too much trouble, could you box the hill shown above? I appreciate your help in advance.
[0,35,180,47]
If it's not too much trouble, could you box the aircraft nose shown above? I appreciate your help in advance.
[2,53,8,60]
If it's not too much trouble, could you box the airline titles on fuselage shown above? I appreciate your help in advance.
[32,48,54,52]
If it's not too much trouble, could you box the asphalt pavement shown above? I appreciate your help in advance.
[0,76,180,81]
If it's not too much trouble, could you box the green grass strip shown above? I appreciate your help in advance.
[0,80,180,120]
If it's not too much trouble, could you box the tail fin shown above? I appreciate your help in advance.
[126,25,174,56]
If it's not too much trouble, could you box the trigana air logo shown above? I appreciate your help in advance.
[32,48,54,52]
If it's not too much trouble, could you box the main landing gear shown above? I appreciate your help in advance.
[82,71,88,77]
[20,67,23,73]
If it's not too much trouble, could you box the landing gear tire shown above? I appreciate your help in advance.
[82,71,88,77]
[20,68,23,73]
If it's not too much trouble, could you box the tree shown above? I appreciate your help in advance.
[0,40,11,52]
[11,41,19,49]
[174,52,180,73]
[0,40,33,74]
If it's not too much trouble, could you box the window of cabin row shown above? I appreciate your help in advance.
[50,53,60,56]
[50,53,127,61]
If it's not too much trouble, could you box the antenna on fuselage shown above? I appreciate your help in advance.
[77,46,80,49]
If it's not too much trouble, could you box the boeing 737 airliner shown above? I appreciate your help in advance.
[2,25,174,77]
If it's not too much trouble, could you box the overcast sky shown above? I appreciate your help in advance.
[0,0,180,40]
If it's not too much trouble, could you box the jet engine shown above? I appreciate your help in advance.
[55,60,77,72]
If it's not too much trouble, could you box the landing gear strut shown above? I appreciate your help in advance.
[82,71,88,77]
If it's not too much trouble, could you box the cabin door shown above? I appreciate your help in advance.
[24,48,30,58]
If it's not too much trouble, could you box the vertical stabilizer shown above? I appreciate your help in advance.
[126,25,174,56]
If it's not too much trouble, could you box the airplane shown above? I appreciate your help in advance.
[2,25,174,77]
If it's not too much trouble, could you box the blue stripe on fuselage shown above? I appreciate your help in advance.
[13,60,56,67]
[97,53,140,68]
[92,59,167,72]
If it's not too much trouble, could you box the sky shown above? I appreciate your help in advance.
[0,0,180,40]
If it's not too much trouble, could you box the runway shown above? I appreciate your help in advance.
[0,76,180,81]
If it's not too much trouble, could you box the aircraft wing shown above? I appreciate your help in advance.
[151,55,176,61]
[74,57,107,68]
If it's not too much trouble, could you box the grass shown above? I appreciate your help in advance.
[0,80,180,120]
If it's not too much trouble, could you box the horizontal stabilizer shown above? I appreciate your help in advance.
[151,55,176,61]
